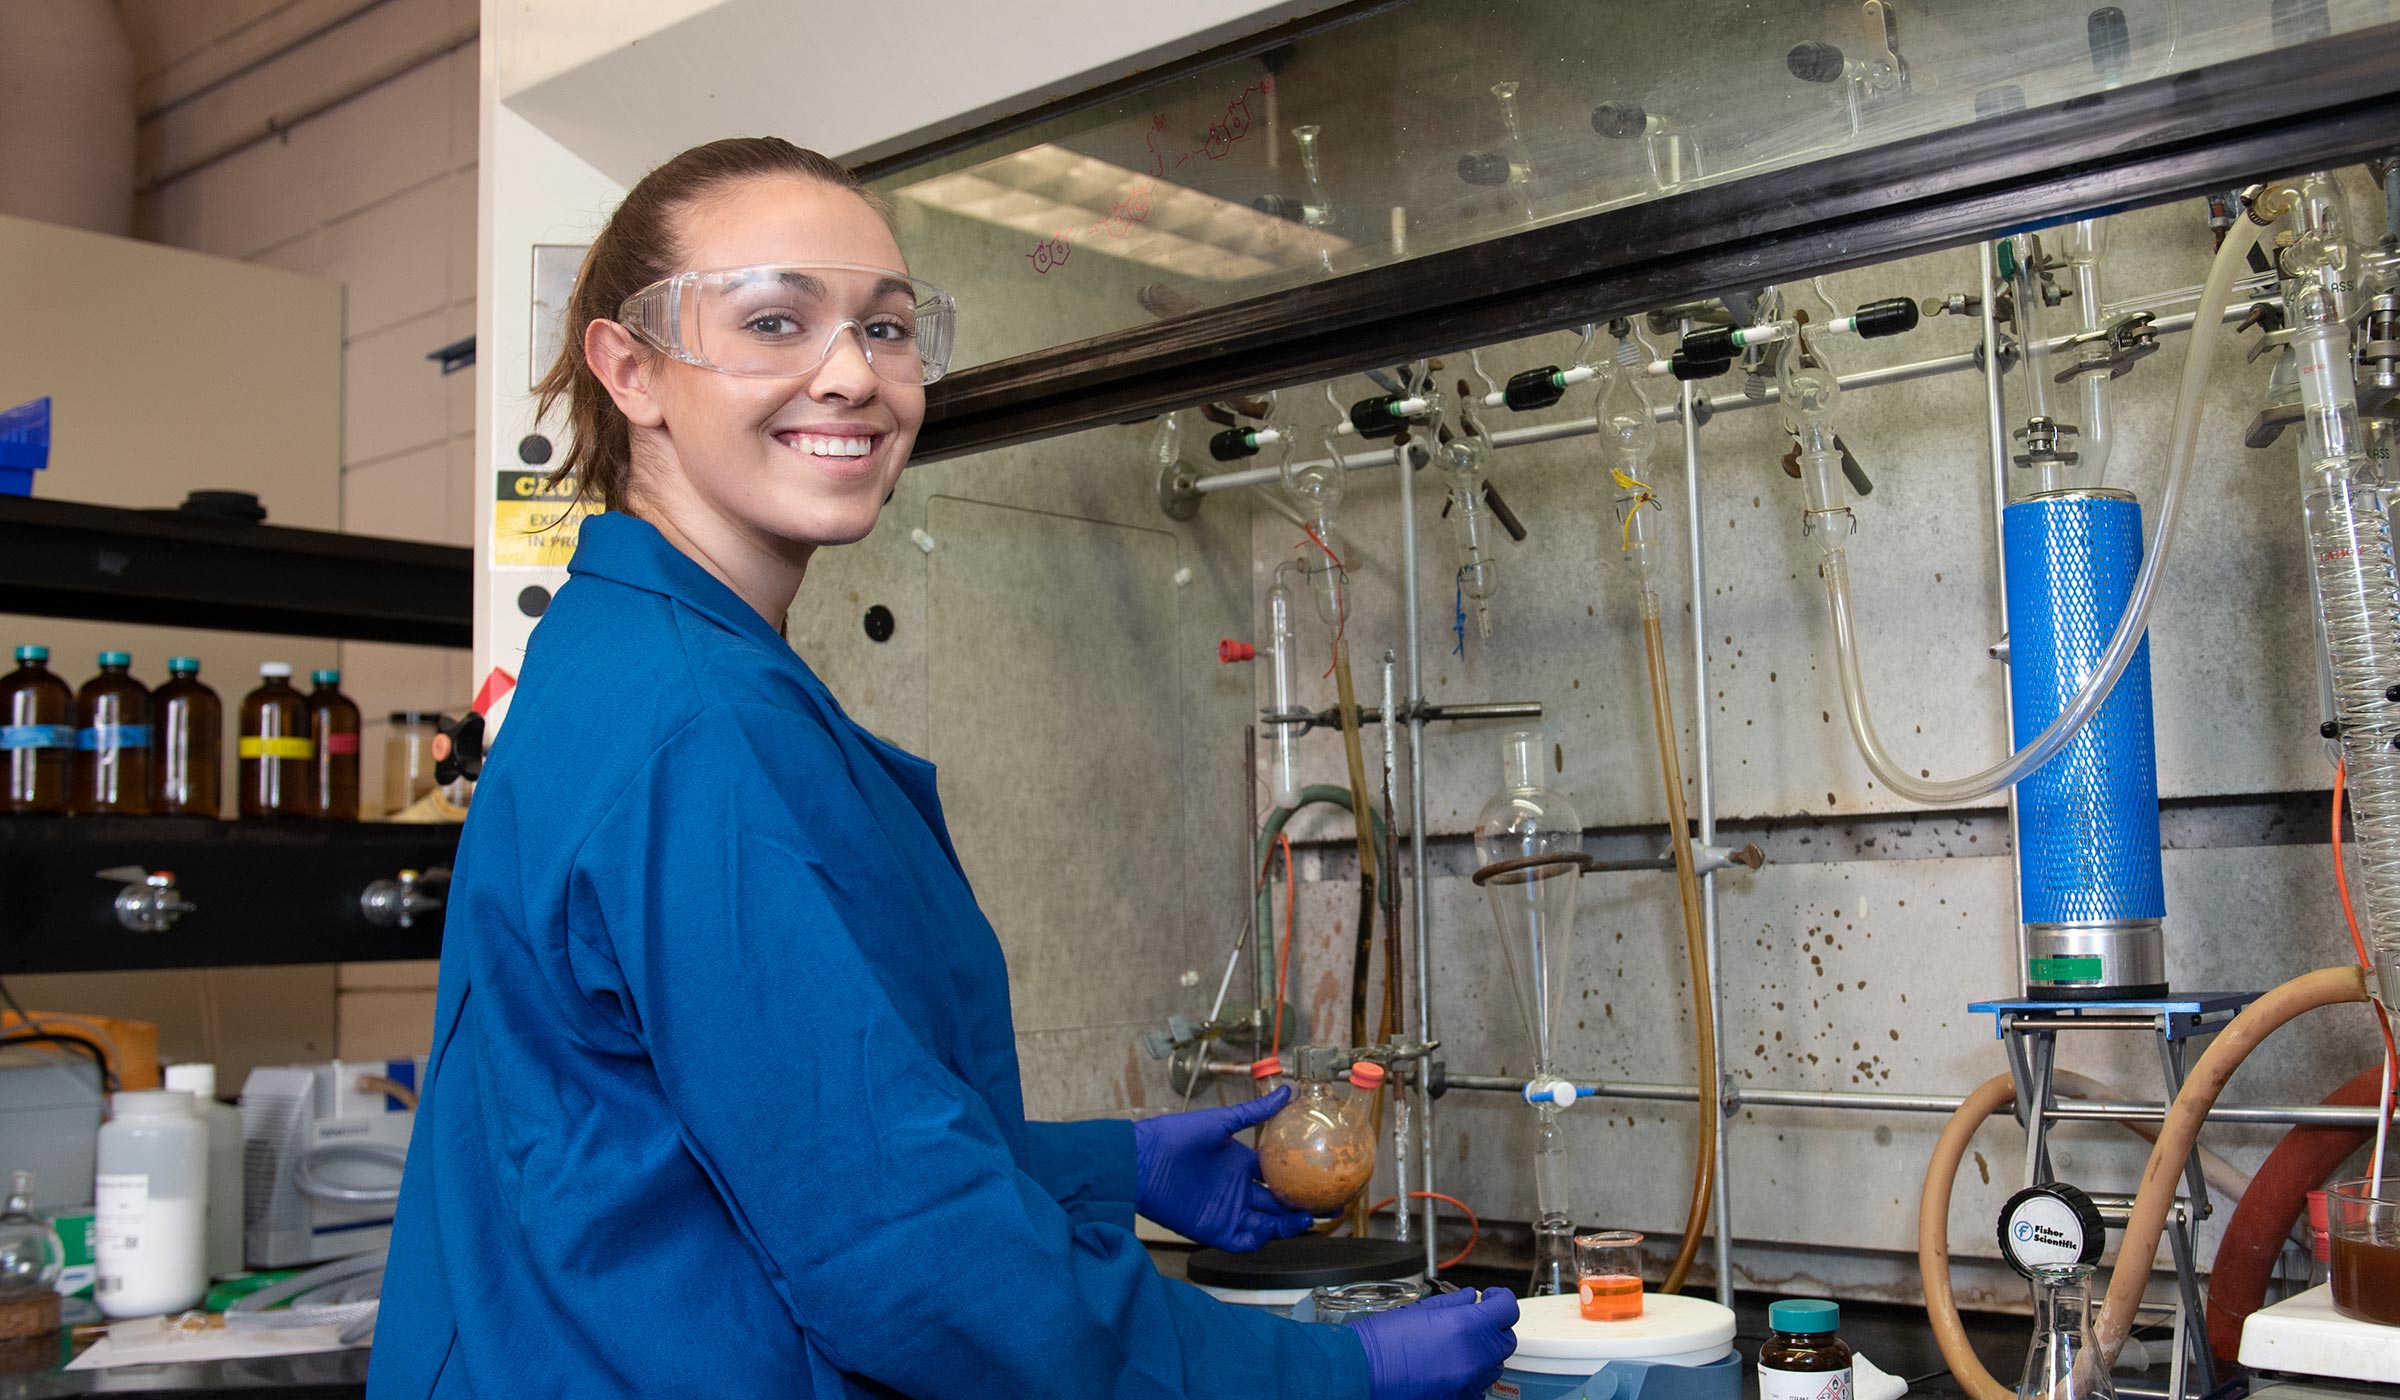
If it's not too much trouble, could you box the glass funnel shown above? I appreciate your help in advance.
[1471,731,1590,1295]
[1471,731,1590,1075]
[2017,1262,2113,1400]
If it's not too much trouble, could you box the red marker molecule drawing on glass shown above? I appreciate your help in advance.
[1025,78,1274,275]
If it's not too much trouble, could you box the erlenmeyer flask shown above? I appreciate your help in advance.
[2018,1262,2113,1400]
[1471,731,1589,1071]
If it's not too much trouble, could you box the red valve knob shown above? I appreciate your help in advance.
[1219,640,1256,664]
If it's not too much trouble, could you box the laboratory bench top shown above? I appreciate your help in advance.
[0,1256,2051,1398]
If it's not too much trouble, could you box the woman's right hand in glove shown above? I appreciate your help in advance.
[1347,1286,1520,1400]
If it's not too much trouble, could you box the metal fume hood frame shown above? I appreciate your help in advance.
[912,23,2400,461]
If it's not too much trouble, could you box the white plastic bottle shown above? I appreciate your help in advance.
[94,1090,208,1318]
[162,1064,243,1279]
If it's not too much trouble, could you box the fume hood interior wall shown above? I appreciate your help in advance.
[1243,183,2375,1303]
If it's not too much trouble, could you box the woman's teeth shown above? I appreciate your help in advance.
[787,434,874,458]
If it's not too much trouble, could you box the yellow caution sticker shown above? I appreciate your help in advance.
[493,470,591,568]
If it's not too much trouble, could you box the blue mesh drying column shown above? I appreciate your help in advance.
[2003,490,2168,998]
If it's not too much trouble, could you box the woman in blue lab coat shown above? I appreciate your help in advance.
[368,138,1516,1400]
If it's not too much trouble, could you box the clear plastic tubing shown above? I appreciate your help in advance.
[1266,569,1304,809]
[1821,203,2279,806]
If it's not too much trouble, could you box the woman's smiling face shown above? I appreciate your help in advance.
[597,175,926,556]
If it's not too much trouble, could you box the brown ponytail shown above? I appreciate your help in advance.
[533,137,884,517]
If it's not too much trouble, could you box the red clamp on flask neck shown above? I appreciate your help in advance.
[1348,1061,1386,1089]
[1249,1054,1283,1080]
[1219,640,1256,664]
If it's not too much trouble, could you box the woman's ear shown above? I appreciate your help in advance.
[585,319,667,429]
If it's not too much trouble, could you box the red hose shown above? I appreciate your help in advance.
[2202,1065,2382,1365]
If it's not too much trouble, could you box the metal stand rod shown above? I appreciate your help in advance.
[1678,370,1736,1308]
[1396,399,1439,1275]
[1187,301,2260,495]
[1978,239,2031,991]
[1437,1073,2381,1124]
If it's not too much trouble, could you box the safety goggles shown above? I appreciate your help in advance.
[615,262,957,385]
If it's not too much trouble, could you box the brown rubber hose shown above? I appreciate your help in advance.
[1918,1074,2020,1400]
[1641,605,1718,1297]
[1918,966,2370,1400]
[2095,967,2367,1355]
[2202,1065,2381,1365]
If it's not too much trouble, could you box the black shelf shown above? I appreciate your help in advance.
[915,24,2400,463]
[0,496,472,648]
[0,816,459,974]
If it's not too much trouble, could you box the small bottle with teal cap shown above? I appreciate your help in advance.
[304,668,360,820]
[1758,1298,1852,1400]
[73,650,151,816]
[3,645,76,814]
[151,658,222,817]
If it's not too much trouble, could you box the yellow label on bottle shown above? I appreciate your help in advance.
[239,736,314,760]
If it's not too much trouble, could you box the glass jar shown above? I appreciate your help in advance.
[2326,1176,2400,1326]
[0,1170,63,1301]
[1759,1298,1853,1400]
[1253,1049,1384,1215]
[385,711,442,814]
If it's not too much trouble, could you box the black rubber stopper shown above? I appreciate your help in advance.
[1503,366,1565,413]
[1457,150,1511,187]
[1185,1235,1425,1291]
[2087,7,2132,74]
[1250,194,1306,222]
[177,490,267,525]
[1851,296,1922,339]
[516,434,554,466]
[863,605,895,643]
[1208,427,1259,463]
[1348,397,1403,438]
[1589,101,1647,139]
[1786,40,1847,83]
[516,585,551,619]
[1668,352,1733,382]
[1681,325,1738,362]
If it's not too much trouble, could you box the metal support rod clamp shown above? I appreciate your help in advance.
[1679,366,1737,1308]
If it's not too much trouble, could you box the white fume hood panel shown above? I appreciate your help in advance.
[496,0,1344,184]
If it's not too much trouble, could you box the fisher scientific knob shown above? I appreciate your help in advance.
[1997,1183,2107,1278]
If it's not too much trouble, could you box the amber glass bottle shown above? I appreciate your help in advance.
[71,651,151,815]
[1758,1299,1853,1400]
[239,663,311,817]
[2,645,75,814]
[151,658,221,817]
[304,668,360,820]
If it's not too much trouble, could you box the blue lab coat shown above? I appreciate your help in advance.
[369,513,1371,1399]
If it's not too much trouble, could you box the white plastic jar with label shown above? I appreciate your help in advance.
[94,1090,208,1318]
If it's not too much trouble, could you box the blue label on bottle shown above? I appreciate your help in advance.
[77,725,152,751]
[0,724,76,750]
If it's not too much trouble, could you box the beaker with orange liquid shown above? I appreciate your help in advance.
[1575,1230,1645,1322]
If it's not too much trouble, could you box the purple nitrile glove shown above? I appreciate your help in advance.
[1348,1287,1521,1400]
[1131,1085,1315,1252]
